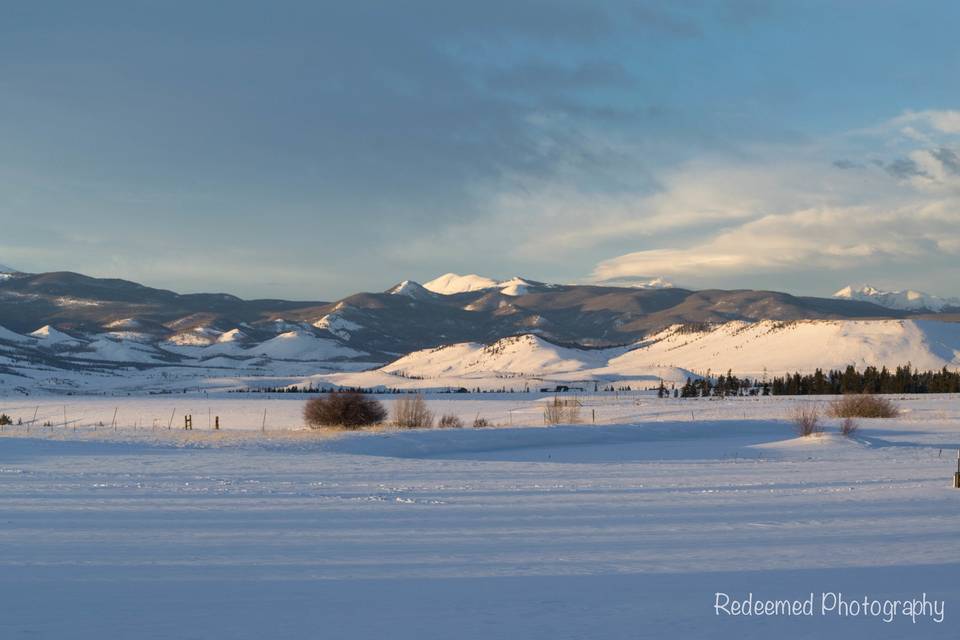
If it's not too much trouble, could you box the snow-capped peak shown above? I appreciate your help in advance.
[423,273,500,295]
[631,277,675,290]
[387,280,434,299]
[833,284,960,312]
[423,273,543,296]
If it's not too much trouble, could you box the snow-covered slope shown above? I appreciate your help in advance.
[833,284,960,312]
[248,329,364,361]
[324,334,688,390]
[166,326,223,346]
[81,335,169,363]
[30,325,83,345]
[0,324,32,343]
[0,263,16,273]
[0,320,373,395]
[313,312,363,340]
[612,319,960,377]
[384,334,614,378]
[323,319,960,391]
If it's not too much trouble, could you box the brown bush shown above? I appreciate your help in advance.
[472,416,491,428]
[437,414,463,428]
[0,413,12,426]
[790,405,822,437]
[543,396,581,425]
[393,394,434,428]
[840,417,859,437]
[827,394,900,419]
[303,392,386,429]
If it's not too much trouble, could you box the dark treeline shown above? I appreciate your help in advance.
[769,364,960,395]
[679,364,960,397]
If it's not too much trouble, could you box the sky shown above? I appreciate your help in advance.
[2,1,960,301]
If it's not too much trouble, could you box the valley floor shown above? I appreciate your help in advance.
[2,394,960,638]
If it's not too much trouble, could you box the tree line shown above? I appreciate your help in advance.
[678,364,960,397]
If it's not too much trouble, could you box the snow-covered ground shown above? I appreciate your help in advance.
[4,318,960,396]
[2,392,960,638]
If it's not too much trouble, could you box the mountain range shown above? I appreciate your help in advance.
[0,267,958,394]
[832,284,960,312]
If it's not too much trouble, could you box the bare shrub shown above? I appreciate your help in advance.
[472,416,491,428]
[303,392,387,429]
[543,396,582,425]
[840,417,859,437]
[437,414,463,429]
[393,394,434,428]
[790,405,822,437]
[828,394,900,419]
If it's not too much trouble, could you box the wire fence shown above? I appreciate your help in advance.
[0,402,289,433]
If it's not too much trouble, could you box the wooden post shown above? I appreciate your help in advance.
[954,450,960,489]
[111,407,118,431]
[168,408,176,430]
[215,416,220,430]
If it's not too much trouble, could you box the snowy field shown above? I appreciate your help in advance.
[2,393,960,638]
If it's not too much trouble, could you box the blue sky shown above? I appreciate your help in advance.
[2,1,960,300]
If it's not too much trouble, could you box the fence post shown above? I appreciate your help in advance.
[954,450,960,489]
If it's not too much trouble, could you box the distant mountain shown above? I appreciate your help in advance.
[2,268,958,394]
[0,270,327,335]
[0,270,932,356]
[833,285,960,312]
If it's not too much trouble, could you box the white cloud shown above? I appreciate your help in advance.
[892,110,960,135]
[586,110,960,288]
[593,204,958,282]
